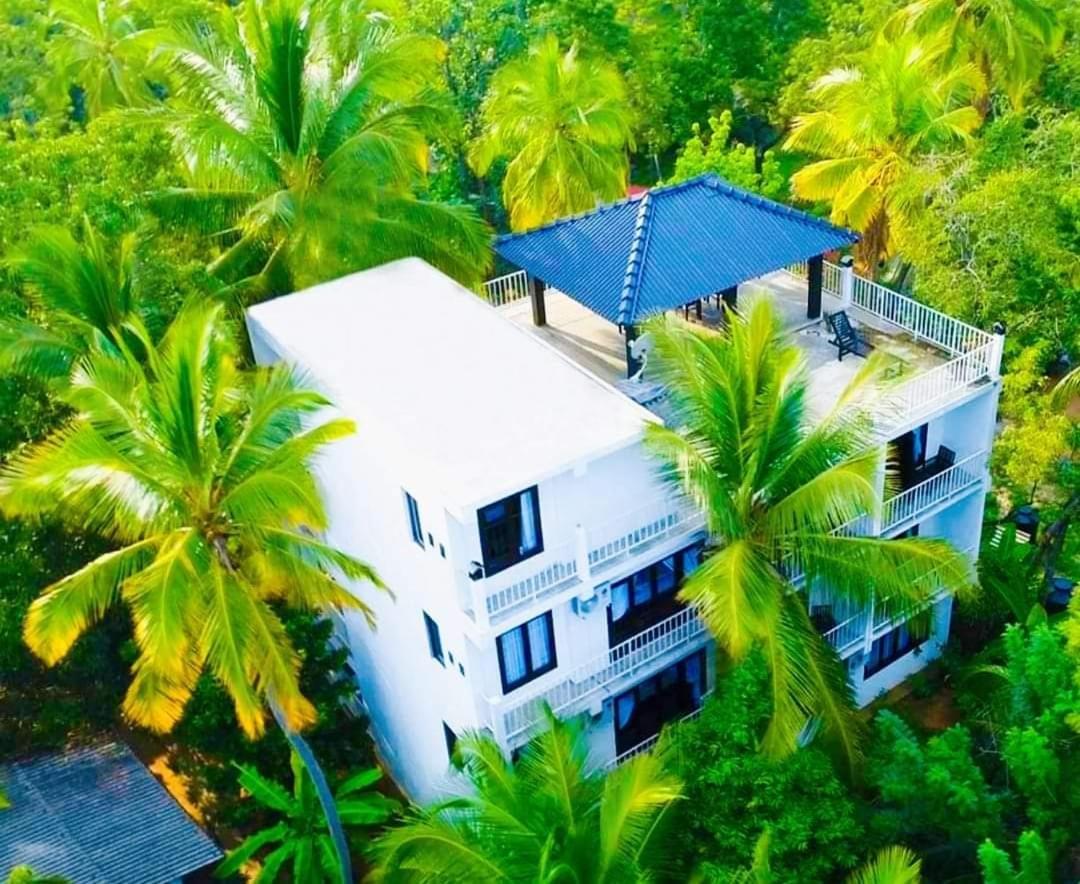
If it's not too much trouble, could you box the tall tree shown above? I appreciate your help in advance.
[372,710,682,882]
[469,35,634,231]
[216,751,400,882]
[0,218,143,383]
[46,0,163,119]
[154,0,490,296]
[887,0,1061,111]
[0,299,382,736]
[785,35,982,272]
[644,299,974,767]
[0,300,383,879]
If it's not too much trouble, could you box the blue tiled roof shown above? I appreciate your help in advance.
[494,174,858,326]
[0,742,222,884]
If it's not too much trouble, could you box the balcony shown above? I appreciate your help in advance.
[484,263,1001,436]
[485,606,707,746]
[467,496,706,628]
[881,450,987,535]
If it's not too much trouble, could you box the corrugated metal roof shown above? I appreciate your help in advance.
[0,742,222,884]
[494,174,858,326]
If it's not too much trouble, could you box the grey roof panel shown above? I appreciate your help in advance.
[0,742,222,884]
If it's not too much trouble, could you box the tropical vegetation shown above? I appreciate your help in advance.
[373,710,682,882]
[644,299,973,766]
[0,0,1078,879]
[216,750,399,881]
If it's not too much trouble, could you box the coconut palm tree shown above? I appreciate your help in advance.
[0,218,143,383]
[887,0,1061,111]
[372,709,682,882]
[47,0,163,118]
[469,35,635,232]
[785,35,982,273]
[0,300,384,880]
[153,0,490,297]
[216,751,400,882]
[644,299,974,767]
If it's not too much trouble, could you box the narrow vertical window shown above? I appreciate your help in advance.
[404,490,423,547]
[423,611,444,666]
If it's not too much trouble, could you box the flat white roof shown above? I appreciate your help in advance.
[245,258,654,509]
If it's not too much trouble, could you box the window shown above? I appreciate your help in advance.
[895,424,928,489]
[864,622,923,678]
[478,486,543,576]
[404,491,423,547]
[423,612,444,666]
[608,543,703,645]
[613,649,706,754]
[443,722,457,760]
[496,611,556,692]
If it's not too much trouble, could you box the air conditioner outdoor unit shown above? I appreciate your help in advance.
[572,586,599,616]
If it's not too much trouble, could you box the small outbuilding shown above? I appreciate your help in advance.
[0,742,222,883]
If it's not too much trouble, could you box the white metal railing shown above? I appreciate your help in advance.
[482,539,580,622]
[482,269,530,306]
[588,499,706,573]
[605,699,710,769]
[878,341,998,433]
[497,606,706,742]
[821,610,868,653]
[872,544,978,630]
[847,271,994,356]
[881,451,986,533]
[478,497,705,624]
[786,261,996,357]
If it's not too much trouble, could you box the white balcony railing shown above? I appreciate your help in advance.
[474,497,706,626]
[588,499,706,574]
[872,544,978,631]
[881,450,986,534]
[605,697,710,769]
[821,610,868,654]
[495,606,706,743]
[482,269,530,306]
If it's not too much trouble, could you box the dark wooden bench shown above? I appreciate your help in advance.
[826,310,872,361]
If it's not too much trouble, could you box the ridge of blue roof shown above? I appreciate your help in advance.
[494,174,858,326]
[618,192,654,327]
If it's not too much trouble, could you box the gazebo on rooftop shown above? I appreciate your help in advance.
[493,173,859,376]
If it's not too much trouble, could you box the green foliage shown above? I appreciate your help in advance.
[0,300,384,738]
[166,611,380,831]
[669,111,786,200]
[4,867,71,884]
[659,656,861,883]
[374,710,682,882]
[215,748,399,882]
[645,298,974,766]
[154,0,491,295]
[867,711,1001,848]
[978,830,1051,884]
[470,35,634,231]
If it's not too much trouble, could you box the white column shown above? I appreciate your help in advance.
[839,255,854,310]
[574,523,591,585]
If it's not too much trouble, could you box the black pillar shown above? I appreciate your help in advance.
[695,299,703,320]
[721,285,738,310]
[530,276,547,327]
[624,324,640,378]
[807,255,823,320]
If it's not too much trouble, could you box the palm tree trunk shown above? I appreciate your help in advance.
[270,700,353,884]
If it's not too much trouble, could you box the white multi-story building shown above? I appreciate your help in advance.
[245,176,1002,801]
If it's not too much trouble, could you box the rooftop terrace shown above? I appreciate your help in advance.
[486,262,1002,436]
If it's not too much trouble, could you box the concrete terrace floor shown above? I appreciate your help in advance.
[498,271,949,421]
